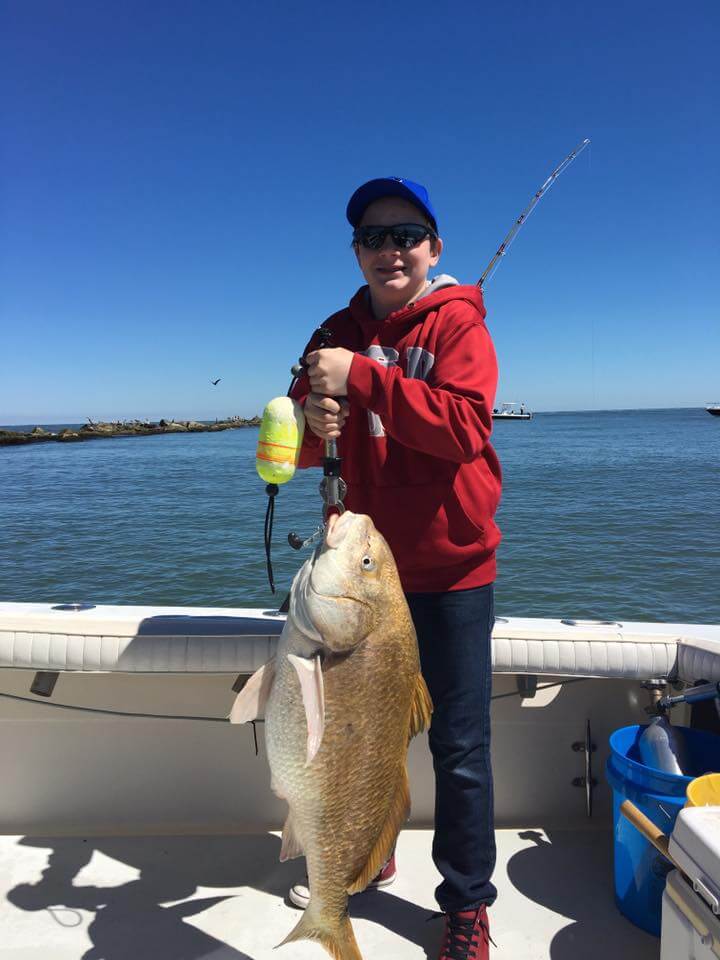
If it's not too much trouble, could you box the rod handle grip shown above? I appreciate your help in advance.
[620,799,676,866]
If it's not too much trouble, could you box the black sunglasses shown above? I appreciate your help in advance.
[352,223,437,250]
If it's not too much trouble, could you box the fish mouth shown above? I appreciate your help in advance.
[285,513,376,649]
[325,511,353,548]
[307,547,371,611]
[288,521,376,651]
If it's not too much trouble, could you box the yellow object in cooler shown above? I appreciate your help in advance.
[686,773,720,808]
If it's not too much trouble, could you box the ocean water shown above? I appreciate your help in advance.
[1,409,718,623]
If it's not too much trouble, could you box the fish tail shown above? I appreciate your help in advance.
[278,906,362,960]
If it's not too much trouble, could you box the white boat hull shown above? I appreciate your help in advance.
[1,602,716,837]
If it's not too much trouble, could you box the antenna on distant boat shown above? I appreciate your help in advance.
[478,138,590,289]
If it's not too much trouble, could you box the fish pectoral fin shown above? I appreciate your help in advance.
[409,672,433,739]
[279,813,303,861]
[347,765,410,896]
[227,658,276,723]
[288,653,325,765]
[278,908,362,960]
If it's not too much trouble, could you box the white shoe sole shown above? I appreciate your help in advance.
[288,873,396,910]
[288,884,311,909]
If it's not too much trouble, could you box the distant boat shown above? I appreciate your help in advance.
[706,403,720,417]
[492,402,533,421]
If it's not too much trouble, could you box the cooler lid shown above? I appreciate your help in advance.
[669,806,720,914]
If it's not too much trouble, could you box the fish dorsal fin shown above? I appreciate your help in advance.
[288,653,325,765]
[228,658,276,724]
[347,765,410,896]
[409,672,433,739]
[279,813,303,861]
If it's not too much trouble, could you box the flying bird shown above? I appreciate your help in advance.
[211,378,222,386]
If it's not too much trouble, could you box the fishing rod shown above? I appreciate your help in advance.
[477,138,590,289]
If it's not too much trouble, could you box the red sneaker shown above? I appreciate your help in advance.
[438,905,493,960]
[371,853,397,887]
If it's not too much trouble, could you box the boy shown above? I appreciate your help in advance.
[290,177,501,960]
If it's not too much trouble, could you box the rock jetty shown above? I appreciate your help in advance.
[0,417,262,447]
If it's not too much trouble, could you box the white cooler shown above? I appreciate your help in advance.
[661,807,720,960]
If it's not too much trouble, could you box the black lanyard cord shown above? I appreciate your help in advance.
[263,483,279,594]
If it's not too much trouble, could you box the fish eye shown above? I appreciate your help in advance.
[361,555,376,572]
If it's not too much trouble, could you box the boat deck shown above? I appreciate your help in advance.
[0,827,659,959]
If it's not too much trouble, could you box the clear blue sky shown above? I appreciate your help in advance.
[2,0,718,423]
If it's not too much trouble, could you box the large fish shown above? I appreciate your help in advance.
[230,510,432,960]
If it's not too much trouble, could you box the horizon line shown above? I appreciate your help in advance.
[1,404,714,428]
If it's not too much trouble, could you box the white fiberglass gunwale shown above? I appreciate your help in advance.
[0,601,719,684]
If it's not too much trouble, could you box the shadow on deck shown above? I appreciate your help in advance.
[1,828,658,959]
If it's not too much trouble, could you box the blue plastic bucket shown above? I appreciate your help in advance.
[606,723,720,936]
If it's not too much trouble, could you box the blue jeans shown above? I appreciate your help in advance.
[406,583,497,913]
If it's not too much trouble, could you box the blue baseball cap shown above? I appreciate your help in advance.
[346,177,438,231]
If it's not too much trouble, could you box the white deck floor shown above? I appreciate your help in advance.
[0,827,660,959]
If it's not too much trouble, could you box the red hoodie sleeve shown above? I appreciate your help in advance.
[346,307,497,463]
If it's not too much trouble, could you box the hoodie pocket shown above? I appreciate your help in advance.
[453,460,502,551]
[444,488,485,546]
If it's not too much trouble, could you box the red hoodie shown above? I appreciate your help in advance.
[291,281,502,592]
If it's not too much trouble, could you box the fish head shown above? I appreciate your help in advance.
[290,511,398,654]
